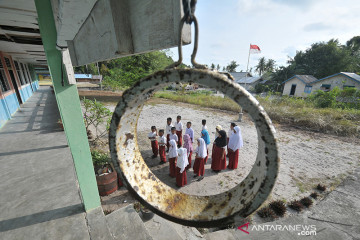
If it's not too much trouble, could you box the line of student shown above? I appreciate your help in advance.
[148,116,243,187]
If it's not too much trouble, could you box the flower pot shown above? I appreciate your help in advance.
[140,207,154,221]
[96,171,118,196]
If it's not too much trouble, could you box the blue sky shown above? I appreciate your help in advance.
[169,0,360,74]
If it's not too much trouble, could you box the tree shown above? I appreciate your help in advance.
[102,50,174,90]
[225,61,239,72]
[265,59,276,73]
[346,36,360,56]
[255,57,266,75]
[216,64,221,71]
[210,63,216,70]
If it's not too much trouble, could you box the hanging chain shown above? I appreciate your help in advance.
[166,0,207,69]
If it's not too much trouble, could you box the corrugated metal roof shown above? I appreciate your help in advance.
[282,75,317,85]
[236,76,262,84]
[295,75,318,84]
[340,72,360,82]
[75,74,92,79]
[229,72,252,81]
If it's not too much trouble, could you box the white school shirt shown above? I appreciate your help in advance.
[158,135,166,146]
[148,132,157,141]
[166,124,173,135]
[185,127,194,142]
[170,133,179,142]
[174,121,183,131]
[228,129,234,139]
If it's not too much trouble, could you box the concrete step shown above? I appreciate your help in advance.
[105,204,152,240]
[143,214,204,240]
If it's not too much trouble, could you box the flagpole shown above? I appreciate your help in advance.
[245,43,251,89]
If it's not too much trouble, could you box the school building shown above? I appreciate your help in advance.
[0,53,40,128]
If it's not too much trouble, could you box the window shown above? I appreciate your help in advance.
[343,85,355,89]
[14,61,26,85]
[20,63,29,84]
[23,64,32,83]
[320,84,331,92]
[304,85,312,94]
[0,69,10,92]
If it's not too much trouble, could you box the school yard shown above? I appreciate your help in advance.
[98,97,360,224]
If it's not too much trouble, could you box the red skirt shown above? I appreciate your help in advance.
[185,151,192,170]
[193,157,205,176]
[169,157,177,177]
[176,130,182,146]
[166,134,170,150]
[176,167,187,187]
[211,145,226,171]
[228,149,239,169]
[159,145,166,162]
[151,140,158,156]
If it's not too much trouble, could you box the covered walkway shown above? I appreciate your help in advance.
[0,86,90,239]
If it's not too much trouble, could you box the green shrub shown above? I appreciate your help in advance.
[91,149,110,167]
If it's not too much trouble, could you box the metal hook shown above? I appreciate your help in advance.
[166,16,207,69]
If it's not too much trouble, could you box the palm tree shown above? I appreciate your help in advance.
[255,57,266,75]
[265,59,276,72]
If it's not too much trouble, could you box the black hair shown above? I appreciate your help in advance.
[231,122,236,127]
[187,121,192,125]
[202,119,206,125]
[177,115,181,119]
[167,117,172,121]
[159,129,164,133]
[151,126,156,130]
[171,127,176,131]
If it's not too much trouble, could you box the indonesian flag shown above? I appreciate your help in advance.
[250,44,261,54]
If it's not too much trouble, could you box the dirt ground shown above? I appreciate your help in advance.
[98,98,360,222]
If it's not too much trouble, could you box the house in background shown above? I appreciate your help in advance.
[229,72,263,91]
[282,75,318,97]
[283,72,360,97]
[235,76,263,91]
[311,72,360,92]
[74,74,102,83]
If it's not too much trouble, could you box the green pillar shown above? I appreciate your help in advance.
[35,0,101,211]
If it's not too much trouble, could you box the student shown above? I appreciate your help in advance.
[176,147,188,187]
[193,138,207,181]
[201,119,207,131]
[174,115,183,147]
[183,134,193,170]
[228,126,243,169]
[170,127,179,145]
[165,117,173,152]
[158,129,167,164]
[201,128,211,163]
[227,123,236,157]
[227,123,236,145]
[168,139,178,177]
[215,125,222,139]
[185,121,194,143]
[211,130,227,172]
[148,126,158,158]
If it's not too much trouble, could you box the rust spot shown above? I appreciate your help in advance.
[214,210,219,215]
[220,201,227,208]
[142,190,145,195]
[123,133,134,147]
[204,203,213,211]
[228,192,232,200]
[265,147,269,154]
[134,186,139,191]
[226,207,234,216]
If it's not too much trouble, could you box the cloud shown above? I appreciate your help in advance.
[269,0,314,10]
[303,22,333,32]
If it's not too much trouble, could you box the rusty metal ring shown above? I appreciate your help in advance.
[109,69,279,228]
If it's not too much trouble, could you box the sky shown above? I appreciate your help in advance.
[169,0,360,74]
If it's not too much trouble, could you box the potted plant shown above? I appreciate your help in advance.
[91,150,118,196]
[137,202,154,221]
